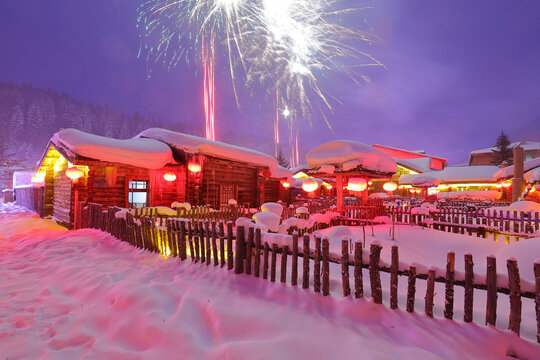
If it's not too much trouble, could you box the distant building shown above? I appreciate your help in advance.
[468,141,540,166]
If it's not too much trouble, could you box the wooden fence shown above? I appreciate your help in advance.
[14,187,44,217]
[79,202,540,344]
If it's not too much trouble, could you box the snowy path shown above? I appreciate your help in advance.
[0,204,539,359]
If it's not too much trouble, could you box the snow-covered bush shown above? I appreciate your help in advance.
[261,202,283,217]
[252,212,280,232]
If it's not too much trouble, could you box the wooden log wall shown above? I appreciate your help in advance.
[201,157,260,208]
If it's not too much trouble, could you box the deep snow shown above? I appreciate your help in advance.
[0,203,539,359]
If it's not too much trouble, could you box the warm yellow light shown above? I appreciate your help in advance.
[495,183,503,189]
[438,184,450,190]
[293,171,309,179]
[502,180,512,188]
[302,178,319,192]
[325,184,332,190]
[31,173,45,183]
[163,172,176,182]
[368,180,373,186]
[347,178,367,192]
[282,181,291,188]
[383,181,398,192]
[65,167,84,181]
[188,162,201,173]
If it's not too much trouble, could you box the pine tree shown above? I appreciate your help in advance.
[276,149,290,168]
[491,131,513,166]
[0,130,25,169]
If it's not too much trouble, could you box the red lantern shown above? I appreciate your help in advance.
[302,178,319,192]
[383,181,398,192]
[495,183,503,189]
[163,172,176,182]
[188,162,201,173]
[347,178,367,192]
[282,181,291,188]
[65,167,84,181]
[502,180,512,188]
[262,170,272,178]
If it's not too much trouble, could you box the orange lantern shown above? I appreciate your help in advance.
[282,181,291,188]
[163,172,176,182]
[325,184,332,190]
[188,162,201,173]
[65,167,84,181]
[302,178,319,192]
[368,180,373,186]
[383,181,398,192]
[495,183,503,189]
[502,180,512,188]
[347,178,367,192]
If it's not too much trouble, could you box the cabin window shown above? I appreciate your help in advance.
[128,180,149,208]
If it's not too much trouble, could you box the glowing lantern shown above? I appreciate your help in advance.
[163,172,176,182]
[302,178,319,192]
[383,181,398,192]
[325,184,332,190]
[347,178,367,192]
[262,170,272,178]
[282,181,291,188]
[502,180,512,188]
[495,183,503,189]
[368,180,373,186]
[65,167,84,181]
[188,162,201,173]
[31,173,45,183]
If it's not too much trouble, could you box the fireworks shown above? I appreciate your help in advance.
[137,0,382,145]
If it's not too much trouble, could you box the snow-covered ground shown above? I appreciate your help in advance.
[1,203,539,359]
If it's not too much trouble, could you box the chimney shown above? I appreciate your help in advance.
[511,145,525,202]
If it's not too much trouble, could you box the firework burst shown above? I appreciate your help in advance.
[137,0,382,143]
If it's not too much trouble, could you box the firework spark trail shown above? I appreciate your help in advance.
[202,33,216,140]
[273,88,280,157]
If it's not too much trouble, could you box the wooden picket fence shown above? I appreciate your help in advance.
[79,202,540,344]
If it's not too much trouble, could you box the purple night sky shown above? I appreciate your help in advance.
[0,0,539,164]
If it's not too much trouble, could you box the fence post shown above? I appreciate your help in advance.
[534,261,540,343]
[245,227,254,275]
[486,256,497,326]
[507,258,522,336]
[339,239,350,297]
[227,221,234,270]
[254,228,261,277]
[406,266,416,312]
[322,238,330,296]
[234,226,245,274]
[444,252,455,319]
[369,244,382,304]
[291,233,298,286]
[280,245,288,283]
[425,269,435,317]
[263,242,269,280]
[270,243,277,282]
[464,254,474,323]
[314,237,321,293]
[354,242,363,298]
[212,221,218,266]
[390,245,399,309]
[302,235,310,289]
[219,221,225,267]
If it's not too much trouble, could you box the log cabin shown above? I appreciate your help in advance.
[34,128,279,228]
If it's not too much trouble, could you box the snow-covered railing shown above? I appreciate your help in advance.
[78,202,540,344]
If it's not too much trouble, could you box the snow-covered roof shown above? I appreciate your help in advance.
[306,140,397,175]
[396,157,433,173]
[400,166,500,185]
[470,141,540,154]
[137,128,278,171]
[271,166,293,180]
[410,175,440,187]
[494,157,540,180]
[524,167,540,184]
[51,128,175,170]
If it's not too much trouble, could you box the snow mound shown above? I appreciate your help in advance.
[495,156,540,180]
[52,128,174,169]
[228,199,238,206]
[306,140,397,174]
[524,167,540,183]
[278,217,308,234]
[171,202,191,211]
[271,166,293,181]
[373,216,391,224]
[319,164,335,174]
[411,207,430,216]
[295,206,309,215]
[137,128,278,171]
[261,202,283,217]
[369,192,389,199]
[252,212,280,232]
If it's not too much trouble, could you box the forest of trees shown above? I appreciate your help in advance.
[0,81,193,167]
